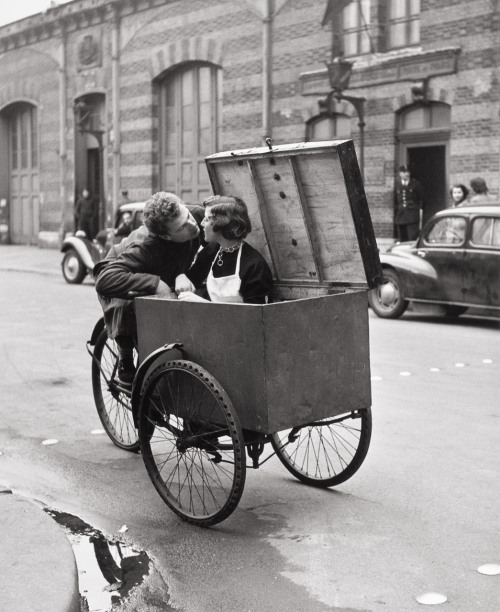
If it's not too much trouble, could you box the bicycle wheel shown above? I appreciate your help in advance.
[271,408,372,488]
[138,360,246,527]
[92,329,140,452]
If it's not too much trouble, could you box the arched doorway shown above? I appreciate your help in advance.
[2,102,39,244]
[74,93,106,236]
[397,103,451,225]
[158,62,222,204]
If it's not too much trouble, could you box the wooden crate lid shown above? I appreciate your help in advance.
[205,140,383,293]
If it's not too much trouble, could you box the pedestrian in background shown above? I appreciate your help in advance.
[449,183,469,207]
[75,188,96,238]
[469,177,494,204]
[394,165,424,242]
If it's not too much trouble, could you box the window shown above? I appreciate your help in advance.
[307,113,351,141]
[387,0,420,49]
[399,103,451,132]
[471,217,500,247]
[160,63,221,204]
[424,216,466,245]
[342,0,371,56]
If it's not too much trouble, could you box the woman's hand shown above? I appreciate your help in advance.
[177,291,209,303]
[175,274,196,295]
[155,280,177,299]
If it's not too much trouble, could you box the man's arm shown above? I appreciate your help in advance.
[95,245,160,299]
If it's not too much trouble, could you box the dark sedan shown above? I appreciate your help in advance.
[369,204,500,318]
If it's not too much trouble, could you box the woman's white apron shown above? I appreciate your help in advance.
[206,244,244,303]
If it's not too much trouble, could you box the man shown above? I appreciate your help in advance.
[75,188,96,238]
[394,165,424,242]
[94,191,203,384]
[469,177,494,204]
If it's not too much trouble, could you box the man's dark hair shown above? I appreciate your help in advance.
[469,177,488,195]
[143,192,183,235]
[203,195,251,240]
[398,165,410,173]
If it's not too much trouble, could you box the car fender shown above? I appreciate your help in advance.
[379,250,438,295]
[61,236,98,271]
[131,343,184,426]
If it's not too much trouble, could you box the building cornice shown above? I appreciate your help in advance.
[300,47,461,96]
[0,0,173,51]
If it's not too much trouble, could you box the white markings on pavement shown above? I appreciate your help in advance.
[482,358,493,364]
[90,429,105,435]
[371,376,383,381]
[399,371,411,376]
[454,362,465,368]
[477,564,500,575]
[42,439,59,445]
[416,592,447,605]
[429,367,440,372]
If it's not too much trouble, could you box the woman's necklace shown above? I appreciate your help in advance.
[216,241,242,266]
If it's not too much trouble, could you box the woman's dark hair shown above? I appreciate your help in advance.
[203,195,252,240]
[470,177,488,195]
[450,183,469,202]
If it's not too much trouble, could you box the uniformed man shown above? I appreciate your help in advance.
[394,165,424,242]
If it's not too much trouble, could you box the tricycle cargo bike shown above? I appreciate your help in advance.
[88,140,383,526]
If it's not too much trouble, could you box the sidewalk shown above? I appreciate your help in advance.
[0,244,62,276]
[0,486,80,612]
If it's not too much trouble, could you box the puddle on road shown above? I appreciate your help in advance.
[46,509,150,612]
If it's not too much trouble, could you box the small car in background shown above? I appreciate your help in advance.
[369,204,500,318]
[60,202,145,284]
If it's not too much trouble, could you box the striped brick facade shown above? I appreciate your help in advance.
[0,0,498,245]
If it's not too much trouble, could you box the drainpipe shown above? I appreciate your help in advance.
[58,24,68,237]
[262,0,273,144]
[111,6,121,215]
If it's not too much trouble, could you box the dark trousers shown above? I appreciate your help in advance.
[396,223,419,242]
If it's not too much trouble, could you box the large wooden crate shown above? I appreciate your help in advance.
[136,291,370,433]
[136,140,382,433]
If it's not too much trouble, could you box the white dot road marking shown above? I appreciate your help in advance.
[477,564,500,575]
[371,376,383,381]
[42,439,59,446]
[482,359,493,364]
[429,368,440,372]
[399,371,412,376]
[91,429,105,435]
[416,592,447,605]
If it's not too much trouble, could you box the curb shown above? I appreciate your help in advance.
[0,486,80,612]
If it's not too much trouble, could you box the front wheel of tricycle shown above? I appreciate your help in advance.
[92,329,140,452]
[271,408,372,488]
[138,360,246,527]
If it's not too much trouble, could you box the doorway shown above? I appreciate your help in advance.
[407,145,446,226]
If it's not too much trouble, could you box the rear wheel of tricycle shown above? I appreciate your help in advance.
[271,408,372,488]
[138,360,246,527]
[62,249,87,284]
[92,329,140,452]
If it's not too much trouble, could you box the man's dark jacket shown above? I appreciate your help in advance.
[394,178,424,225]
[94,205,204,338]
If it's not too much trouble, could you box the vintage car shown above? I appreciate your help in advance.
[369,204,500,318]
[60,202,145,284]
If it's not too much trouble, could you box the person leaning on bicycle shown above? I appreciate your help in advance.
[93,191,204,385]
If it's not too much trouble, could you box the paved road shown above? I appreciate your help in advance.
[1,269,499,611]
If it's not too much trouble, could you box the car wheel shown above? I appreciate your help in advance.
[368,269,409,319]
[62,249,87,284]
[443,305,468,317]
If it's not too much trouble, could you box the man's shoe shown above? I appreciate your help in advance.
[117,359,136,385]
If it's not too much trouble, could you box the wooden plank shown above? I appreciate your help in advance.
[337,140,384,289]
[289,156,324,282]
[247,159,281,281]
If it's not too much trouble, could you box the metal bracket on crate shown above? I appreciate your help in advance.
[247,442,266,469]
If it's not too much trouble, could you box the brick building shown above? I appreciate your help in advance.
[0,0,498,246]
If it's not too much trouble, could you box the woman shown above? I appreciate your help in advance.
[175,195,273,304]
[449,183,469,207]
